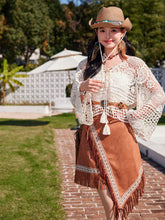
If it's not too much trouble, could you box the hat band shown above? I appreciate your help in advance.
[94,20,123,25]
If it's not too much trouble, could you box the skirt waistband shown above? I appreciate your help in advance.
[92,100,128,109]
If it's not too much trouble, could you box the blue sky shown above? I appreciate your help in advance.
[60,0,81,5]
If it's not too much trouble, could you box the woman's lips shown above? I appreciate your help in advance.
[104,40,113,44]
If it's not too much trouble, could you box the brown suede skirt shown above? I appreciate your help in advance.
[75,115,145,219]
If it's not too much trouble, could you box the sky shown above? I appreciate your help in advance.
[60,0,81,5]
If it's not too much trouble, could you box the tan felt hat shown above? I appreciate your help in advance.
[89,6,132,31]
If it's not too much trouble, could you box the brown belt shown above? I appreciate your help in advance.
[92,100,128,109]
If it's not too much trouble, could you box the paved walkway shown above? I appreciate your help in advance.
[0,112,59,119]
[55,129,165,220]
[0,112,49,119]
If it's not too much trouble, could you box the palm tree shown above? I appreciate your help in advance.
[0,59,28,104]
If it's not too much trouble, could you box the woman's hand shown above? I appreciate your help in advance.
[79,79,104,94]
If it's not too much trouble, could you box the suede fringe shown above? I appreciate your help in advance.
[88,126,145,220]
[74,125,83,163]
[74,170,107,190]
[118,172,145,220]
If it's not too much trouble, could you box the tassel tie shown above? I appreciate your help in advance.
[103,123,111,135]
[100,109,111,135]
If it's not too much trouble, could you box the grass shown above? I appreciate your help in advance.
[0,113,76,220]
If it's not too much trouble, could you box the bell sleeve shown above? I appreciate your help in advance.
[127,59,165,141]
[71,58,93,125]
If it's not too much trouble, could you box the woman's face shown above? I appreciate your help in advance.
[97,27,125,50]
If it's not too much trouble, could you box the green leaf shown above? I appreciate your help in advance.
[10,79,24,87]
[2,59,9,75]
[8,81,15,92]
[14,74,29,78]
[8,66,24,76]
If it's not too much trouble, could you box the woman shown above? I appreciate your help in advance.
[71,6,165,220]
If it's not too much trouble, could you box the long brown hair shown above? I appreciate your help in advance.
[118,39,127,60]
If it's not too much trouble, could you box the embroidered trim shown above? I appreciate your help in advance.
[91,124,143,208]
[92,105,129,122]
[121,166,143,206]
[76,164,100,174]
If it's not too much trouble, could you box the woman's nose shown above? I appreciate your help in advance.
[106,31,111,39]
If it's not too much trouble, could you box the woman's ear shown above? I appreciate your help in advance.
[121,29,126,39]
[122,28,126,35]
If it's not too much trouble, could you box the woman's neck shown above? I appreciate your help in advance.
[104,48,118,56]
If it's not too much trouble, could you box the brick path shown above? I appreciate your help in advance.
[55,129,165,220]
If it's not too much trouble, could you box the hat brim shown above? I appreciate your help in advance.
[89,17,132,31]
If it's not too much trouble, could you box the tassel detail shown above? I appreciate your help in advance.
[103,123,111,135]
[100,110,108,123]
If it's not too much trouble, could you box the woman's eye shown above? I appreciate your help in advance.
[112,29,116,32]
[100,29,105,32]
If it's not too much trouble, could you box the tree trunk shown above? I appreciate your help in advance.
[25,47,35,66]
[25,47,30,66]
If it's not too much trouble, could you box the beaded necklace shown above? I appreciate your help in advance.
[107,52,119,60]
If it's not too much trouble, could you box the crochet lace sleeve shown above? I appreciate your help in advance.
[71,58,93,125]
[127,58,165,141]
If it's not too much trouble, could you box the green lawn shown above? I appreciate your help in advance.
[0,113,76,220]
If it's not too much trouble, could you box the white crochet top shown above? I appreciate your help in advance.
[71,56,165,141]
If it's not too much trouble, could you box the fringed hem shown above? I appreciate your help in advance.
[75,170,145,220]
[74,169,107,190]
[88,126,145,220]
[116,171,145,220]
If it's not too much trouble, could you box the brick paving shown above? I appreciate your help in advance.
[55,129,165,220]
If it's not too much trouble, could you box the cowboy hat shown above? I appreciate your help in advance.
[89,6,132,31]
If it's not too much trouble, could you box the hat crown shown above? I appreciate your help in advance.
[89,6,132,31]
[96,7,124,22]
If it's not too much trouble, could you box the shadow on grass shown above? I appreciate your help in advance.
[0,119,49,127]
